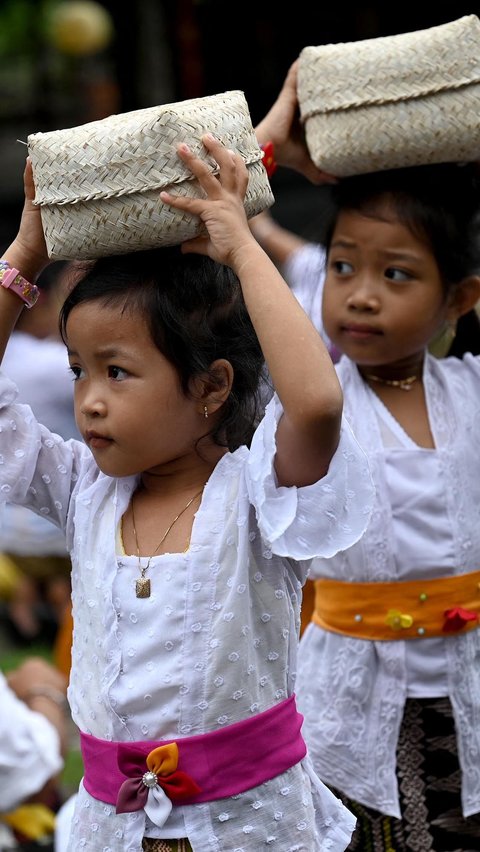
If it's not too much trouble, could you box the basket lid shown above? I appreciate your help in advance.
[28,90,263,206]
[298,14,480,118]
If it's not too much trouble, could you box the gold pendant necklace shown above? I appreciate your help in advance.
[131,486,204,598]
[365,373,419,392]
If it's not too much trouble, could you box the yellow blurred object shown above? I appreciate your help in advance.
[1,803,55,840]
[47,1,114,56]
[0,552,21,599]
[54,603,73,679]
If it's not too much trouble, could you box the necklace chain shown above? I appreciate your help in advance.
[365,373,419,392]
[131,486,204,598]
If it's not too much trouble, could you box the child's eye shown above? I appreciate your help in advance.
[331,259,354,276]
[68,365,83,380]
[108,365,128,380]
[385,267,412,282]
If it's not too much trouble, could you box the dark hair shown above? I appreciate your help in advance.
[36,260,70,292]
[59,246,265,451]
[322,162,480,356]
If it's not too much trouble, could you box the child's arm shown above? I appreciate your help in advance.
[160,135,343,488]
[0,159,50,363]
[249,210,307,267]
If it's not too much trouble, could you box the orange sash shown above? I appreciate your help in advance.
[313,571,480,640]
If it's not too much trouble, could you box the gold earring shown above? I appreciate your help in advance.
[204,405,209,419]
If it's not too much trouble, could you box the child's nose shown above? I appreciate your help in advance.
[346,277,380,311]
[79,387,107,417]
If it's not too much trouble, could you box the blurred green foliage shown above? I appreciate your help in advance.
[0,0,59,57]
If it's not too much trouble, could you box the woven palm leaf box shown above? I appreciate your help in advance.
[27,90,274,260]
[297,14,480,177]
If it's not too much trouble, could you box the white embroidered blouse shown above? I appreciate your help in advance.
[0,374,374,852]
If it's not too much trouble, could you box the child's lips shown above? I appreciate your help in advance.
[86,431,112,449]
[341,323,383,339]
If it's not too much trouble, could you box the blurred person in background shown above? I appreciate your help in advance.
[0,656,68,851]
[0,261,79,645]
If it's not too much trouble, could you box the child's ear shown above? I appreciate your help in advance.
[447,275,480,321]
[192,359,234,416]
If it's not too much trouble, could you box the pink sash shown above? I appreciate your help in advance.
[81,694,306,813]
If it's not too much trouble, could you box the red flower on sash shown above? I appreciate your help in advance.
[443,607,478,633]
[116,742,201,814]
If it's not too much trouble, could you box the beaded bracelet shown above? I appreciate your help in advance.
[0,260,39,308]
[260,142,277,179]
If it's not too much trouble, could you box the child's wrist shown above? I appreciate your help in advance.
[255,120,279,152]
[0,260,40,308]
[2,237,48,284]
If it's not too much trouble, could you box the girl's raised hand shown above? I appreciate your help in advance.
[6,158,49,282]
[255,61,337,186]
[160,134,256,269]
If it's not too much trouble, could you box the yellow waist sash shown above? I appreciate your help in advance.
[313,571,480,640]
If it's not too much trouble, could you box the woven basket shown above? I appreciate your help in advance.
[297,14,480,177]
[27,91,274,260]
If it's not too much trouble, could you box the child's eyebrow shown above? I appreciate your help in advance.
[380,249,423,263]
[330,238,356,249]
[66,345,130,360]
[330,239,422,264]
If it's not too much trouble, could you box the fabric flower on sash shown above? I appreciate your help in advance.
[443,606,478,633]
[385,609,413,631]
[116,742,201,826]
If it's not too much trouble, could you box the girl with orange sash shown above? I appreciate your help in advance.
[293,162,480,851]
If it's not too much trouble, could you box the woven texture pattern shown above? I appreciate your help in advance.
[28,91,274,259]
[298,15,480,177]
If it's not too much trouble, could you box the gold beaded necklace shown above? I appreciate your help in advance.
[131,487,204,598]
[365,373,419,392]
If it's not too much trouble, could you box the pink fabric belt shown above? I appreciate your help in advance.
[81,695,306,816]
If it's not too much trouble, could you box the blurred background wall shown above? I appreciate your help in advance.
[0,0,477,248]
